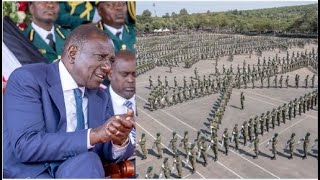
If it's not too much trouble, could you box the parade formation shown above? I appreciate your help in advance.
[136,32,318,179]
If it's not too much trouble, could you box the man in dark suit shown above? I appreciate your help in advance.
[3,24,135,178]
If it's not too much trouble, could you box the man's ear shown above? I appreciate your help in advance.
[67,45,78,64]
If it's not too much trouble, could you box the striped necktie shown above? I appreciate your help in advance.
[123,100,135,144]
[74,88,85,130]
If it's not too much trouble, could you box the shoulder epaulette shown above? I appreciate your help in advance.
[29,29,35,41]
[97,21,104,31]
[124,24,129,33]
[56,27,66,40]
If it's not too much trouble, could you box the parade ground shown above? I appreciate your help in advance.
[135,42,318,179]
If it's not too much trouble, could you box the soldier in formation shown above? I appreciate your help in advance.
[154,133,163,159]
[139,133,147,160]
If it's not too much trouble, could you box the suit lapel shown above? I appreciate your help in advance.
[46,62,67,131]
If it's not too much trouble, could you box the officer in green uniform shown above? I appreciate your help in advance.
[154,133,162,159]
[96,1,135,53]
[253,135,260,159]
[161,157,171,178]
[270,133,278,160]
[170,131,178,154]
[181,131,189,157]
[23,2,71,63]
[56,2,95,30]
[145,166,154,179]
[241,121,248,146]
[138,133,147,159]
[210,133,219,161]
[189,143,197,174]
[240,92,245,109]
[173,153,182,178]
[302,132,311,159]
[199,137,208,167]
[287,133,295,159]
[222,128,229,155]
[232,124,239,150]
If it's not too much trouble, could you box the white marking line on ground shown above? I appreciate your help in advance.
[217,161,243,179]
[229,148,280,179]
[182,173,192,179]
[137,96,248,179]
[248,116,309,153]
[196,171,206,179]
[242,89,287,103]
[160,110,198,131]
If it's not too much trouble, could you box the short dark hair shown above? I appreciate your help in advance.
[112,50,136,68]
[62,24,111,56]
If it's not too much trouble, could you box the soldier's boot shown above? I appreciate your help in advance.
[271,155,276,160]
[288,155,293,159]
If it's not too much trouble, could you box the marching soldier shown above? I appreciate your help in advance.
[174,76,178,88]
[295,74,300,88]
[253,117,259,137]
[288,102,293,120]
[285,75,289,88]
[241,121,248,146]
[259,114,264,135]
[271,109,276,129]
[194,67,198,78]
[298,97,302,115]
[210,134,219,161]
[248,119,253,142]
[161,157,171,178]
[305,75,309,88]
[279,75,283,88]
[274,75,277,88]
[267,75,270,88]
[302,96,306,113]
[157,76,162,86]
[311,74,315,88]
[270,133,278,160]
[276,106,281,126]
[293,98,297,118]
[195,131,202,150]
[164,76,169,89]
[222,128,229,155]
[139,133,147,159]
[154,133,163,159]
[173,153,182,178]
[149,76,153,89]
[302,132,311,159]
[265,111,270,132]
[170,131,178,154]
[232,124,239,150]
[240,92,245,109]
[282,104,287,124]
[253,135,260,159]
[287,133,295,159]
[181,131,189,157]
[145,166,154,179]
[199,137,208,167]
[189,143,197,174]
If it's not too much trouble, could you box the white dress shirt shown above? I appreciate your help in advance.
[109,86,136,144]
[2,42,22,80]
[31,22,56,45]
[103,24,124,40]
[58,61,127,157]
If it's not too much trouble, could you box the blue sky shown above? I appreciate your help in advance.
[137,1,317,16]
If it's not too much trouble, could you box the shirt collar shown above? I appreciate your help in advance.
[31,22,56,42]
[109,85,135,107]
[59,61,85,97]
[103,24,123,38]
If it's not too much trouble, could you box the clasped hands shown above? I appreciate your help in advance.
[90,109,135,146]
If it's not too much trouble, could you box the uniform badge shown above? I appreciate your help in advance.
[38,49,46,54]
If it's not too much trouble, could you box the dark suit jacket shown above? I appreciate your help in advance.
[3,61,134,178]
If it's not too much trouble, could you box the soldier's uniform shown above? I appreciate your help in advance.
[271,109,276,129]
[22,24,70,63]
[259,114,264,135]
[302,132,311,159]
[232,124,239,150]
[181,131,189,157]
[210,135,219,161]
[162,157,171,178]
[287,133,295,159]
[282,104,287,124]
[285,75,289,88]
[154,133,162,158]
[173,154,182,178]
[56,2,95,30]
[145,166,154,179]
[189,144,197,173]
[240,92,245,109]
[139,133,147,159]
[241,121,248,145]
[170,132,178,154]
[222,128,229,155]
[253,135,260,159]
[270,133,278,160]
[149,76,153,89]
[199,137,208,167]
